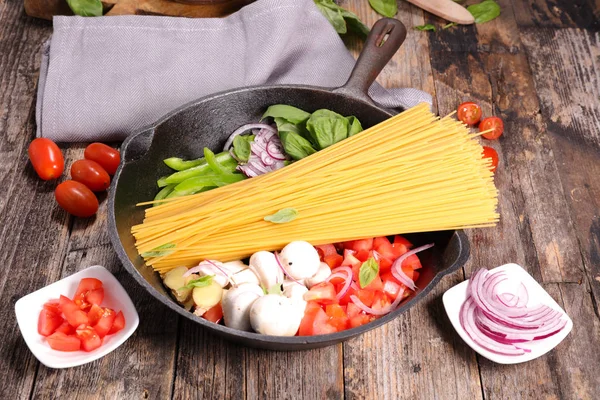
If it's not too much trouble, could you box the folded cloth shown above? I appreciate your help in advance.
[36,0,432,142]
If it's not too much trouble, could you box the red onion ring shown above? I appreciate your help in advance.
[391,243,434,291]
[326,266,353,300]
[183,260,230,285]
[349,286,406,316]
[274,251,302,285]
[223,124,276,151]
[266,139,287,161]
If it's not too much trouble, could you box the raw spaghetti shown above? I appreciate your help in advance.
[132,103,499,273]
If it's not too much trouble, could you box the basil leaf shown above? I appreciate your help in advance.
[369,0,397,18]
[346,116,363,136]
[415,24,437,32]
[359,257,379,289]
[66,0,103,16]
[306,109,350,150]
[279,131,317,161]
[467,0,501,24]
[262,104,311,125]
[443,22,458,30]
[233,134,254,163]
[314,0,370,39]
[141,243,176,258]
[315,1,347,34]
[340,9,370,39]
[179,275,214,291]
[264,208,298,224]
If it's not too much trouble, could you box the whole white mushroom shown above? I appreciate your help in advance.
[282,280,309,300]
[221,283,264,331]
[279,241,321,280]
[249,251,283,290]
[250,294,307,336]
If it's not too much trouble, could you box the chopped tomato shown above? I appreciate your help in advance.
[381,272,404,300]
[60,295,89,327]
[328,272,348,286]
[354,250,371,262]
[46,331,81,352]
[401,254,423,270]
[393,235,413,248]
[304,282,337,305]
[298,302,336,335]
[355,288,375,307]
[457,102,482,125]
[94,308,116,338]
[342,251,361,269]
[348,238,373,252]
[480,116,504,140]
[108,311,125,335]
[203,303,223,323]
[76,325,103,352]
[377,255,394,273]
[38,309,64,336]
[325,304,349,331]
[323,254,343,269]
[336,283,355,306]
[346,302,361,318]
[43,299,61,315]
[361,274,384,292]
[315,244,337,258]
[371,291,392,313]
[55,321,75,335]
[87,304,104,326]
[349,314,375,328]
[73,278,104,310]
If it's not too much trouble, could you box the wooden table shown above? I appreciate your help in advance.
[1,0,599,398]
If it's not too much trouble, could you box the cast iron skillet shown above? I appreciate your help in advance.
[108,18,470,350]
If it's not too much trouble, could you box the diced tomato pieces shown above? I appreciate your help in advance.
[342,252,361,270]
[336,282,355,306]
[393,235,413,248]
[87,304,104,326]
[108,311,126,335]
[355,288,375,307]
[76,325,103,352]
[315,244,337,258]
[93,308,116,338]
[303,282,337,305]
[349,238,373,252]
[323,253,343,269]
[354,250,371,262]
[361,274,384,292]
[38,309,64,336]
[74,278,103,298]
[381,272,404,300]
[346,302,361,318]
[325,304,349,331]
[60,295,89,327]
[371,291,392,313]
[43,299,61,315]
[46,331,81,352]
[73,278,104,310]
[203,303,223,324]
[328,273,347,286]
[349,314,375,328]
[401,254,423,270]
[55,321,75,335]
[299,302,335,335]
[373,236,395,260]
[378,255,394,273]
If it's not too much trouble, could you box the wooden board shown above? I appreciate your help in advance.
[24,0,254,20]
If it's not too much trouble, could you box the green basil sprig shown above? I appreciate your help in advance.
[179,275,214,291]
[141,243,176,258]
[467,0,501,24]
[369,0,398,18]
[415,24,437,32]
[264,208,299,224]
[232,134,255,163]
[313,0,370,39]
[359,257,379,288]
[66,0,103,16]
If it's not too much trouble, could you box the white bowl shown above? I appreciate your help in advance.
[442,263,572,364]
[14,265,139,369]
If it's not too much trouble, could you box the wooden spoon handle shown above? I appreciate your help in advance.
[406,0,475,25]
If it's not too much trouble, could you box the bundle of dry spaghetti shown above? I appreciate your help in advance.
[133,103,499,273]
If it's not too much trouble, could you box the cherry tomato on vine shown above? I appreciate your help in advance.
[84,143,121,175]
[28,138,64,180]
[482,146,499,172]
[71,159,111,192]
[480,117,504,140]
[457,102,482,126]
[55,180,99,217]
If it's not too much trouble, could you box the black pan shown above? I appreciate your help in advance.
[108,18,470,350]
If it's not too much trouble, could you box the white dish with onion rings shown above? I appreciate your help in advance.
[443,263,572,364]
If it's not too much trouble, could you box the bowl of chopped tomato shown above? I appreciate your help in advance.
[14,265,139,369]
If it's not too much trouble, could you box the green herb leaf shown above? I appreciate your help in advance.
[264,208,299,224]
[359,257,379,288]
[141,243,176,258]
[278,131,317,161]
[314,0,370,39]
[415,24,437,32]
[467,0,501,24]
[315,1,347,34]
[306,109,350,150]
[262,104,311,125]
[178,275,214,291]
[340,9,370,39]
[66,0,103,16]
[346,116,364,136]
[368,0,398,18]
[267,284,283,295]
[232,134,254,163]
[443,22,458,29]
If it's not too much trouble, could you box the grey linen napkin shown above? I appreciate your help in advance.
[36,0,432,142]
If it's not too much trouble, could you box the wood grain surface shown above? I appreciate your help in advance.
[1,0,599,399]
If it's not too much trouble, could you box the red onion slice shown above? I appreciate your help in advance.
[223,123,276,151]
[349,286,406,316]
[266,139,287,160]
[326,266,353,300]
[183,260,230,285]
[391,243,434,291]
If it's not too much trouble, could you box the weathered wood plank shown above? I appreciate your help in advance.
[511,0,600,30]
[343,270,483,400]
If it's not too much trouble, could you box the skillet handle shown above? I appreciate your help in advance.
[333,18,407,103]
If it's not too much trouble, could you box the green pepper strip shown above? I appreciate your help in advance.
[163,157,205,171]
[157,151,236,187]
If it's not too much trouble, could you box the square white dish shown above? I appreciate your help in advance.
[15,265,139,369]
[442,263,572,364]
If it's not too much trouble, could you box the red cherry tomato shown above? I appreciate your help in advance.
[55,180,99,217]
[28,138,65,180]
[480,117,504,140]
[457,102,482,126]
[482,146,499,172]
[84,143,121,175]
[70,159,111,192]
